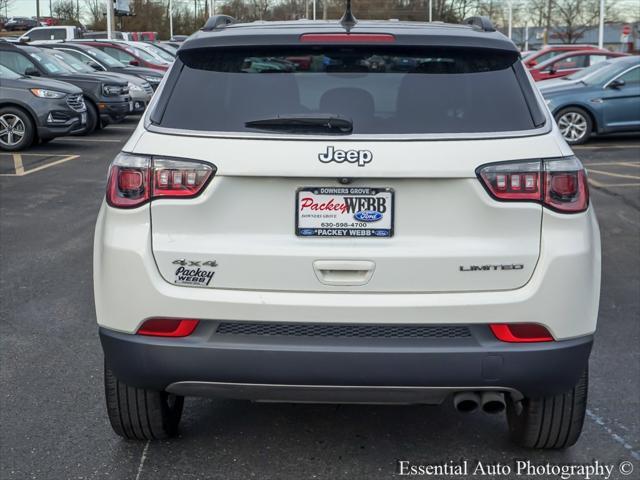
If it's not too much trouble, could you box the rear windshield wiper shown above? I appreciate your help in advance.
[245,114,353,134]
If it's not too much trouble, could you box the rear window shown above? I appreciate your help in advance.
[157,46,542,135]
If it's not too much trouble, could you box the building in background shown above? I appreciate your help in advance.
[506,22,639,53]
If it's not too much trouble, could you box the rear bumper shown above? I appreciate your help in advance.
[100,323,592,402]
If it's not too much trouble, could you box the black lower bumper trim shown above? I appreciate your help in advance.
[100,323,592,400]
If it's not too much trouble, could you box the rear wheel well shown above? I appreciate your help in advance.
[554,105,597,132]
[0,103,39,139]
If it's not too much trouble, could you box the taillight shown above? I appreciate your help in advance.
[490,323,554,342]
[477,156,589,213]
[137,318,199,337]
[106,153,215,208]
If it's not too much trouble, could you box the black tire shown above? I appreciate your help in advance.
[507,369,588,449]
[104,363,184,440]
[0,106,35,151]
[555,107,593,145]
[76,100,99,135]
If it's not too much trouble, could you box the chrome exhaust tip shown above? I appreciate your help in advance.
[453,392,480,413]
[480,391,506,414]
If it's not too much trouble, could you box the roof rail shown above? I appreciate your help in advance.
[464,16,495,32]
[201,15,236,31]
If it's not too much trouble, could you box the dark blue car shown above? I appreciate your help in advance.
[540,56,640,144]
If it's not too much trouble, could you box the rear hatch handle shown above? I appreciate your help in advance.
[313,260,375,286]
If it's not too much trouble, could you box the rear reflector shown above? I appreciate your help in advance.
[300,33,395,43]
[490,324,554,343]
[137,318,199,337]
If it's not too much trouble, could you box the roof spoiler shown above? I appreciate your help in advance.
[464,16,495,32]
[201,15,236,31]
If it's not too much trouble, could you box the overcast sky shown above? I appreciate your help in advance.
[5,0,639,25]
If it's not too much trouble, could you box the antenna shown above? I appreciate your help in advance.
[339,0,357,31]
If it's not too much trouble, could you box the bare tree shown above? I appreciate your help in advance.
[84,0,104,27]
[0,0,15,17]
[551,0,619,43]
[53,0,81,22]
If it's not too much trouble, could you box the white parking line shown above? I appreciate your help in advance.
[588,178,640,188]
[0,154,79,176]
[575,144,640,150]
[586,410,640,461]
[584,161,640,167]
[135,441,150,480]
[587,169,640,180]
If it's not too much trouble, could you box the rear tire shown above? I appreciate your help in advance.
[104,363,184,440]
[506,369,588,449]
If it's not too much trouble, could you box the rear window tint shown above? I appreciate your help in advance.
[157,47,541,135]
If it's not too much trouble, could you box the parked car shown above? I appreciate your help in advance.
[96,15,600,450]
[124,41,174,64]
[0,42,130,133]
[20,25,83,41]
[536,59,612,89]
[529,50,627,81]
[42,42,164,90]
[39,17,60,27]
[41,47,153,113]
[82,31,128,40]
[543,55,640,144]
[0,64,86,151]
[522,44,599,68]
[74,40,169,72]
[148,41,179,57]
[4,17,38,32]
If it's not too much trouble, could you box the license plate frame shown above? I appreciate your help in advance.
[296,186,394,238]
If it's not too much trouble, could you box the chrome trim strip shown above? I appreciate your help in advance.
[143,118,552,142]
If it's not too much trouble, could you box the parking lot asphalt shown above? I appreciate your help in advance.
[1,119,638,480]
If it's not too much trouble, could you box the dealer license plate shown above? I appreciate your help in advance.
[296,187,394,238]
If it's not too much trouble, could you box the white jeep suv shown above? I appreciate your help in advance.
[94,14,600,448]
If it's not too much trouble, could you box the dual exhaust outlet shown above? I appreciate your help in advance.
[453,391,506,414]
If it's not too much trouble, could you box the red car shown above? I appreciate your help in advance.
[522,44,599,68]
[529,50,627,81]
[73,40,169,72]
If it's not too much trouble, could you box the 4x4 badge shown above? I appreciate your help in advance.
[319,146,372,167]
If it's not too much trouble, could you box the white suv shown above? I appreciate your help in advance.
[94,14,601,448]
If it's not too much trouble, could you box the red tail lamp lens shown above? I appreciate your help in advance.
[477,157,589,213]
[106,154,215,208]
[490,324,554,343]
[137,318,199,337]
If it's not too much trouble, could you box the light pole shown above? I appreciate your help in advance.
[508,0,513,39]
[598,0,605,48]
[106,0,112,39]
[169,0,174,39]
[313,0,316,20]
[428,0,432,22]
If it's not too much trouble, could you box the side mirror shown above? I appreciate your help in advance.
[24,67,40,77]
[609,79,625,89]
[129,59,140,66]
[19,35,31,43]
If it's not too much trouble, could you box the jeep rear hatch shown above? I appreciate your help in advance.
[141,44,556,293]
